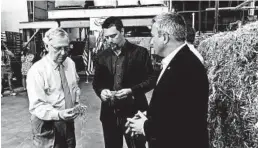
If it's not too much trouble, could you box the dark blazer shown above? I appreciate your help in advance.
[144,45,209,148]
[92,40,156,121]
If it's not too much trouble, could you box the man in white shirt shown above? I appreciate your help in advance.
[126,12,209,148]
[27,28,80,148]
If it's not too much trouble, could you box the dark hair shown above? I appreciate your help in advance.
[102,17,123,32]
[186,26,196,44]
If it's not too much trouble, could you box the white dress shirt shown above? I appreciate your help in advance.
[157,43,186,84]
[27,56,80,120]
[186,42,204,64]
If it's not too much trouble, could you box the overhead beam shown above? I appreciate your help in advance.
[19,18,153,30]
[19,21,58,29]
[48,6,169,19]
[177,10,199,14]
[122,18,153,26]
[19,20,89,29]
[206,6,257,11]
[60,20,90,28]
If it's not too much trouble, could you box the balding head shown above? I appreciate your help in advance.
[43,28,69,45]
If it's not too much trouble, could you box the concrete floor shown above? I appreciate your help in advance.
[1,80,152,148]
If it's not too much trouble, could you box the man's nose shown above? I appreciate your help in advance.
[106,37,113,43]
[150,38,154,46]
[60,49,66,55]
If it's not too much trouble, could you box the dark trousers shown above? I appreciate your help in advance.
[101,114,146,148]
[31,115,76,148]
[53,121,76,148]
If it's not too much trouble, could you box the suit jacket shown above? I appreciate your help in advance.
[144,45,209,148]
[92,40,156,121]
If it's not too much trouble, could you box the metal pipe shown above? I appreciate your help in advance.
[198,0,202,35]
[235,0,253,9]
[23,28,40,48]
[249,0,255,16]
[192,13,195,29]
[206,6,257,11]
[169,0,172,11]
[33,0,35,21]
[214,0,219,33]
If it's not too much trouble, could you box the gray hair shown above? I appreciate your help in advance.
[43,27,69,44]
[152,12,186,42]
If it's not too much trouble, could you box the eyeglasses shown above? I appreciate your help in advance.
[49,44,70,53]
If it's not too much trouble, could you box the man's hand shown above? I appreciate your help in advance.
[58,108,79,121]
[125,111,147,127]
[100,89,112,102]
[125,111,147,136]
[115,88,132,100]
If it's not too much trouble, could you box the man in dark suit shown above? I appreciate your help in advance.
[92,17,156,148]
[126,12,209,148]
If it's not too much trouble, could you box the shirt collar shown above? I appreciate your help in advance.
[110,39,128,56]
[161,42,186,68]
[45,55,66,70]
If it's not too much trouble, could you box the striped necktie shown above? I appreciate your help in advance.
[59,65,74,109]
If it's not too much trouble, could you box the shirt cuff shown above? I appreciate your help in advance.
[142,120,146,136]
[75,88,81,103]
[51,109,60,120]
[75,96,80,103]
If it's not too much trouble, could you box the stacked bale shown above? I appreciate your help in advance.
[198,21,258,148]
[194,33,214,48]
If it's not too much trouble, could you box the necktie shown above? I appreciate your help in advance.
[59,65,74,109]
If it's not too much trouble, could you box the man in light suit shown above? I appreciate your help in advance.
[126,12,209,148]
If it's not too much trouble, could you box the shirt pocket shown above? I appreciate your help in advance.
[44,87,56,96]
[43,72,59,96]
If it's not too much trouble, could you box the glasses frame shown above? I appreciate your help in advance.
[48,44,70,53]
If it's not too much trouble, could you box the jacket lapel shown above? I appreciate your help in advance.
[155,44,188,88]
[122,41,132,79]
[155,64,172,89]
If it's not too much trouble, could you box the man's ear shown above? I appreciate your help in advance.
[121,28,125,36]
[163,33,169,44]
[44,44,49,51]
